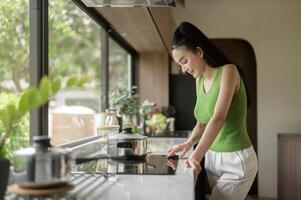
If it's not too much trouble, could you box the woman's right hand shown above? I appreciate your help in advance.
[167,141,192,158]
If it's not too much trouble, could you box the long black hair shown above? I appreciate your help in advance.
[171,22,250,106]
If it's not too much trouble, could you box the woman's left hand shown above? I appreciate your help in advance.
[185,157,202,185]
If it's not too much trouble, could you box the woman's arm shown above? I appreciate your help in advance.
[189,64,240,162]
[167,122,204,158]
[186,121,205,146]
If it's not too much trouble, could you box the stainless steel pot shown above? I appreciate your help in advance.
[12,136,71,188]
[107,128,148,159]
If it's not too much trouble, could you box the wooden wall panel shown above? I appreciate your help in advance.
[139,52,169,109]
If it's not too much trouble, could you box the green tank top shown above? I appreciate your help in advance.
[194,66,251,152]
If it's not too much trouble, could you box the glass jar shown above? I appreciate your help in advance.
[97,110,119,139]
[105,111,119,127]
[105,110,119,139]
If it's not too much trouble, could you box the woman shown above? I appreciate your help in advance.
[167,22,258,200]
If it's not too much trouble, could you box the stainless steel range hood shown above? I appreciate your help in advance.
[81,0,176,7]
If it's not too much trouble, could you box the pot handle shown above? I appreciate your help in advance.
[117,142,132,148]
[9,166,28,183]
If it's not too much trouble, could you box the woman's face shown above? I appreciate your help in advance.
[172,46,203,78]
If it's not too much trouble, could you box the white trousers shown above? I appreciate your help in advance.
[205,146,258,200]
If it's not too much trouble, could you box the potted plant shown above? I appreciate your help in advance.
[0,75,90,198]
[110,86,140,132]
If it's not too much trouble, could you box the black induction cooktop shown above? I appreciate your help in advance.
[72,155,179,175]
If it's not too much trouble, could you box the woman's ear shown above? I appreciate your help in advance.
[196,47,204,58]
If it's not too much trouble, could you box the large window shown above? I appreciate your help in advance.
[0,0,30,157]
[108,38,132,107]
[0,0,135,149]
[48,0,102,145]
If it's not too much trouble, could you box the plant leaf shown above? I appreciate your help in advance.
[76,76,91,87]
[66,76,78,87]
[0,108,10,127]
[19,88,31,114]
[28,88,43,109]
[39,76,51,102]
[7,103,17,122]
[19,88,43,112]
[51,79,61,94]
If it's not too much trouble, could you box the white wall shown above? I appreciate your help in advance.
[171,0,301,198]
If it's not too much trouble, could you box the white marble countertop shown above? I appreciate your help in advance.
[5,135,195,200]
[78,137,195,200]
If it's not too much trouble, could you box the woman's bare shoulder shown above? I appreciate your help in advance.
[222,64,237,72]
[222,64,239,78]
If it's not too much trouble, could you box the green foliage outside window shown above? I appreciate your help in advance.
[49,0,101,79]
[0,0,102,92]
[0,0,29,93]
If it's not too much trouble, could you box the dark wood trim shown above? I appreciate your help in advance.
[29,0,49,139]
[132,55,139,88]
[101,29,109,111]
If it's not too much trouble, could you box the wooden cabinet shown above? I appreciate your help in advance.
[278,133,301,200]
[95,7,175,52]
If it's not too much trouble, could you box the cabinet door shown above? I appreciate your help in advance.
[170,74,196,130]
[278,134,301,199]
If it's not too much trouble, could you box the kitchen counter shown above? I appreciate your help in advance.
[73,137,194,200]
[6,137,194,200]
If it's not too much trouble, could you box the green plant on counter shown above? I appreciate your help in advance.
[0,75,91,160]
[110,85,141,133]
[110,86,140,117]
[130,124,142,134]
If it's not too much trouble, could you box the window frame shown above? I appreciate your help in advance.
[29,0,138,146]
[29,0,49,142]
